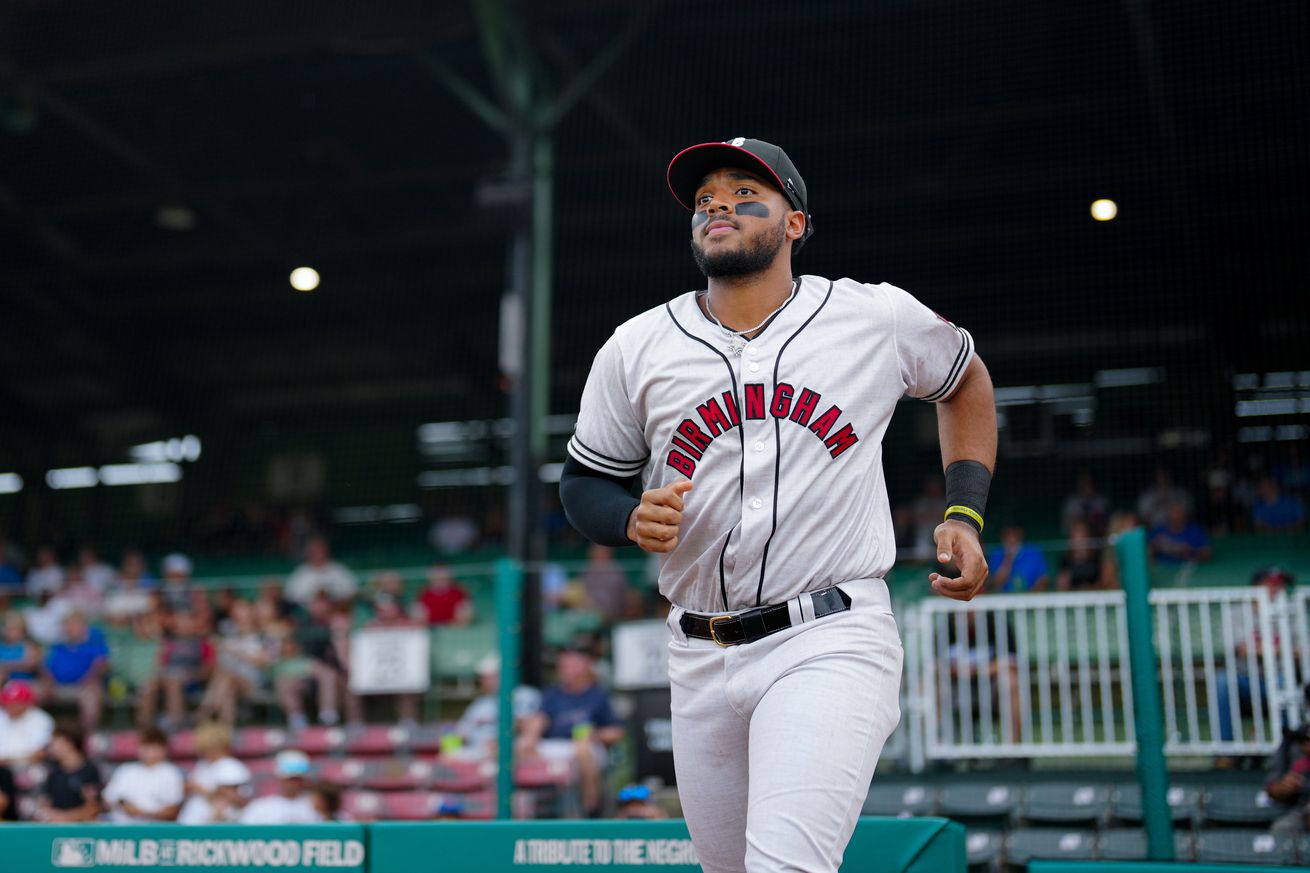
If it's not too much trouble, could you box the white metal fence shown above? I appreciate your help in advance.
[904,587,1302,766]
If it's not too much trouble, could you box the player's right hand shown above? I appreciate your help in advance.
[627,479,694,554]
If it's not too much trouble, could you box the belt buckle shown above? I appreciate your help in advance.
[708,615,735,647]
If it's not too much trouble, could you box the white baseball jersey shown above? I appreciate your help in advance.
[568,274,974,614]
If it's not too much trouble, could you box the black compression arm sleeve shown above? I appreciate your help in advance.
[559,455,642,547]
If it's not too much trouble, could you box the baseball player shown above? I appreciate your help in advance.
[559,138,996,873]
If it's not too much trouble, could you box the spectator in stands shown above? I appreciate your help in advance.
[0,680,54,764]
[1201,448,1239,535]
[137,610,215,730]
[1137,467,1193,530]
[34,724,101,822]
[943,609,1024,741]
[177,757,249,824]
[271,632,316,731]
[76,547,116,596]
[1098,510,1139,590]
[42,612,109,732]
[177,722,252,825]
[1216,567,1295,749]
[310,781,342,823]
[614,783,666,820]
[196,600,274,727]
[0,541,22,594]
[238,750,320,824]
[578,544,635,623]
[159,553,201,616]
[429,509,479,556]
[0,762,15,821]
[1061,471,1110,537]
[255,579,295,623]
[101,564,153,627]
[454,655,541,756]
[987,522,1049,592]
[418,564,473,626]
[102,727,185,823]
[1267,723,1310,835]
[0,612,41,684]
[519,646,625,817]
[1252,476,1306,532]
[434,797,464,820]
[298,601,361,728]
[1148,502,1212,565]
[25,545,64,599]
[285,535,358,606]
[54,566,102,620]
[1056,521,1108,591]
[361,592,421,727]
[118,549,156,589]
[22,588,71,647]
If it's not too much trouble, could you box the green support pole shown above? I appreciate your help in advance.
[1116,527,1174,860]
[494,556,523,820]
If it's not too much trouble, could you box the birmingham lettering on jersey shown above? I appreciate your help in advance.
[665,383,860,476]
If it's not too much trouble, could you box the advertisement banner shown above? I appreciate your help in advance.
[2,825,367,872]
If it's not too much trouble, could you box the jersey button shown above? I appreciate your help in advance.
[747,348,758,358]
[750,497,763,510]
[749,362,760,373]
[754,441,765,452]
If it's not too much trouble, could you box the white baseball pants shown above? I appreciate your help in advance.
[667,579,903,873]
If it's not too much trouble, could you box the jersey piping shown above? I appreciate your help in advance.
[568,435,649,476]
[755,280,835,605]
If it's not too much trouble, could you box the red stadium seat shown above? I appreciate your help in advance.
[381,790,437,820]
[456,790,496,820]
[317,758,368,786]
[406,725,448,754]
[244,757,280,778]
[168,730,196,759]
[514,756,576,788]
[233,727,288,758]
[430,758,493,793]
[292,726,347,756]
[90,730,139,762]
[363,759,433,791]
[342,790,383,822]
[346,725,406,756]
[252,776,281,797]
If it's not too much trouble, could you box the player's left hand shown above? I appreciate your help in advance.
[929,520,988,601]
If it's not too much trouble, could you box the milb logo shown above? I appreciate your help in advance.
[51,839,96,868]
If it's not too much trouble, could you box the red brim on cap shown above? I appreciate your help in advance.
[666,142,788,210]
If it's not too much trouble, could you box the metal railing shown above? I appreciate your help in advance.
[908,587,1300,764]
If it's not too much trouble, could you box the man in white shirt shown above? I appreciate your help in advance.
[101,727,185,822]
[0,680,55,763]
[238,750,321,824]
[284,537,358,606]
[178,757,250,824]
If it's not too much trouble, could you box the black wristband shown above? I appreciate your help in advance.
[944,460,991,533]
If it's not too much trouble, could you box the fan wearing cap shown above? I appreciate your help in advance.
[238,750,321,824]
[0,679,54,764]
[560,138,996,872]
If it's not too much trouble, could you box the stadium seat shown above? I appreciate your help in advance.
[939,783,1020,823]
[1097,828,1196,862]
[346,724,406,756]
[1003,828,1095,868]
[406,724,448,754]
[1111,783,1200,824]
[1019,783,1109,825]
[291,726,348,756]
[316,757,368,785]
[342,789,383,821]
[513,756,575,789]
[964,829,1003,872]
[244,757,279,778]
[430,758,493,792]
[447,789,496,820]
[233,726,288,758]
[251,776,281,797]
[89,729,139,762]
[431,625,497,682]
[168,729,196,759]
[380,790,437,820]
[363,758,434,791]
[1201,785,1284,825]
[862,783,937,818]
[1196,829,1295,866]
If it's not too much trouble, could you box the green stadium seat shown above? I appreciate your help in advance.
[430,624,497,682]
[1003,828,1095,867]
[965,829,1003,872]
[1201,785,1284,825]
[1019,783,1110,825]
[939,783,1020,823]
[1196,829,1295,866]
[109,638,160,691]
[1097,828,1195,862]
[862,783,937,817]
[1111,783,1200,824]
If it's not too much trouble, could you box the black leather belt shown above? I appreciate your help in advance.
[681,586,852,646]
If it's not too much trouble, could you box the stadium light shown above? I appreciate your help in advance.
[0,473,22,494]
[46,467,99,490]
[290,266,320,292]
[1090,199,1118,221]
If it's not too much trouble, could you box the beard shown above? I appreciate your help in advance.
[690,218,787,279]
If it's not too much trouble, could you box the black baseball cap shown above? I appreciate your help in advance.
[666,137,813,250]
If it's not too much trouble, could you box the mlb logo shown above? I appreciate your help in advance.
[51,838,95,867]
